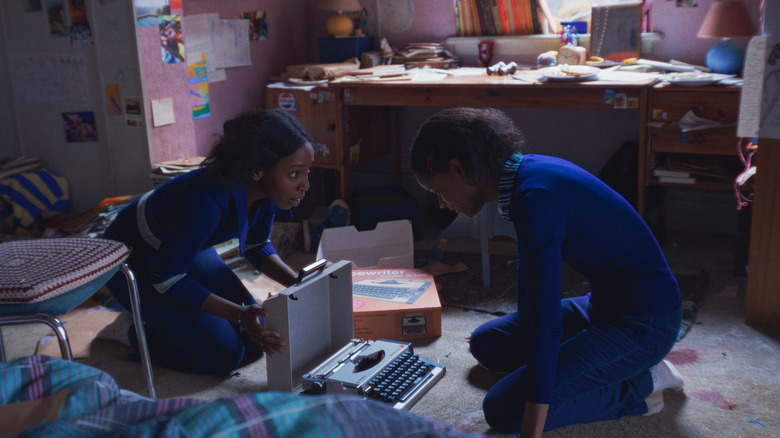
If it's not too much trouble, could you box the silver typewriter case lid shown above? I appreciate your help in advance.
[264,260,354,392]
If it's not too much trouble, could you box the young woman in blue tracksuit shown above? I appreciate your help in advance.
[409,107,684,437]
[102,109,313,375]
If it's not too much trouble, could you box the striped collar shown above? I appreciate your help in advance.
[497,153,523,220]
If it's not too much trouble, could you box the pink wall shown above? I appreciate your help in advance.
[185,1,311,157]
[138,25,195,164]
[142,1,310,163]
[144,0,761,165]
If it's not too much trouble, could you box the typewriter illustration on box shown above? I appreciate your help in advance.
[351,278,431,304]
[264,260,445,410]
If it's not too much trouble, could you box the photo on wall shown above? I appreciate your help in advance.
[62,111,98,142]
[159,15,185,64]
[241,10,268,40]
[135,0,169,26]
[47,0,68,36]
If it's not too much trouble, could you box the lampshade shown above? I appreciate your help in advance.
[318,0,362,37]
[696,1,755,39]
[318,0,363,12]
[696,1,756,75]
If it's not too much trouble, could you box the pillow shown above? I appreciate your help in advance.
[0,238,130,304]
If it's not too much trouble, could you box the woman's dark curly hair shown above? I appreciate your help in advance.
[409,107,524,186]
[201,109,312,187]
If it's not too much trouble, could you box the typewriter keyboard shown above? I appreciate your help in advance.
[367,350,436,403]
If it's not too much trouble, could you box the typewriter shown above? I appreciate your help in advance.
[301,338,445,410]
[264,260,444,410]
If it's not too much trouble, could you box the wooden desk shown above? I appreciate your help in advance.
[328,74,654,207]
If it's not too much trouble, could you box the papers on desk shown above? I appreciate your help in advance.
[509,68,661,85]
[268,81,320,91]
[337,67,448,82]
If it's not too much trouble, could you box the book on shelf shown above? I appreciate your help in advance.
[457,0,536,36]
[665,155,732,180]
[652,166,691,178]
[656,175,697,184]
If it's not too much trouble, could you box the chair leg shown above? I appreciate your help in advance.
[0,327,5,361]
[0,314,73,361]
[120,263,157,400]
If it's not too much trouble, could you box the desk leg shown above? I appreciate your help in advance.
[637,87,649,216]
[745,138,780,327]
[337,104,351,201]
[390,107,400,186]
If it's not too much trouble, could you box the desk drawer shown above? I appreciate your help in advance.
[649,87,740,156]
[650,88,740,123]
[650,125,738,155]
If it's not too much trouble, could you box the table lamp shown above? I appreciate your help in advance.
[696,0,756,75]
[319,0,363,37]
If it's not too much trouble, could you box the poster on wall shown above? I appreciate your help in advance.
[159,15,185,64]
[209,19,250,68]
[241,10,267,40]
[135,0,169,26]
[181,13,226,82]
[11,53,89,107]
[68,0,92,48]
[47,0,68,36]
[106,84,123,115]
[738,36,780,140]
[187,52,210,119]
[62,111,98,142]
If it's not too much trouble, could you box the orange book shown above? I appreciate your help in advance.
[497,0,510,35]
[515,0,533,34]
[456,0,465,36]
[489,0,504,35]
[470,0,483,36]
[509,0,522,35]
[462,0,473,36]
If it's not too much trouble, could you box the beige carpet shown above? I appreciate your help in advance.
[3,233,779,437]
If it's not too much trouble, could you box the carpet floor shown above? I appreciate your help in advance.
[421,250,710,340]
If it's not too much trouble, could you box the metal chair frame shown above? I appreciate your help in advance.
[0,263,156,400]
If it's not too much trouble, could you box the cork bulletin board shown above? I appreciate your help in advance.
[590,2,643,61]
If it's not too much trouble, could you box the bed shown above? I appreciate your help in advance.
[1,355,481,437]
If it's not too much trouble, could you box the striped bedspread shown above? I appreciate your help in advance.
[0,168,69,231]
[0,356,479,438]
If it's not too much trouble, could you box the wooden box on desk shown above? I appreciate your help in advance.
[266,86,340,168]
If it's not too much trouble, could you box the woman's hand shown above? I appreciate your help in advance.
[240,304,285,356]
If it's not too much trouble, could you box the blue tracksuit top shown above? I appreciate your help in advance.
[506,154,681,404]
[104,166,291,312]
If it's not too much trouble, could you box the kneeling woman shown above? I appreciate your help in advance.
[409,107,684,437]
[103,109,313,375]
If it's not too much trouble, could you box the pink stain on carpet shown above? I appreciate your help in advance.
[666,348,699,366]
[691,389,754,414]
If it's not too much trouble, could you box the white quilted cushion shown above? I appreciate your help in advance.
[0,238,130,304]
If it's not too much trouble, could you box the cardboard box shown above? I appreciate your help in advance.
[316,220,414,269]
[316,220,442,341]
[351,268,441,340]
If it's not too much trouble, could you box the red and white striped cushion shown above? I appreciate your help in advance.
[0,238,130,304]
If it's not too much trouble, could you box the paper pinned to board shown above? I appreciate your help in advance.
[738,36,780,140]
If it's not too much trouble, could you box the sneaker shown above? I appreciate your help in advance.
[310,199,350,250]
[96,311,134,347]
